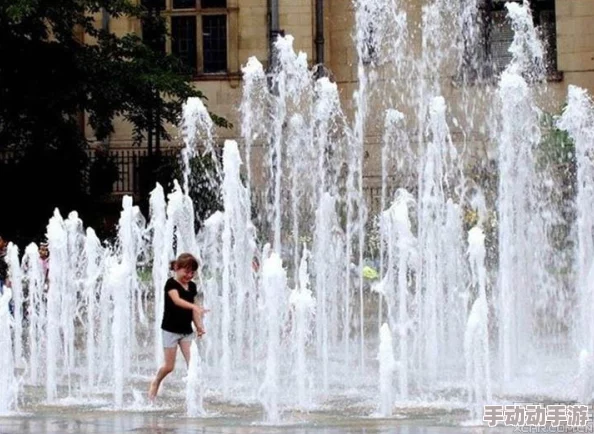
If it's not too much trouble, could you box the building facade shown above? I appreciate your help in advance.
[91,0,594,193]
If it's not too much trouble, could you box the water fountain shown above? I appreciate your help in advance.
[496,3,548,386]
[312,192,345,393]
[45,210,68,402]
[377,323,396,417]
[258,251,287,424]
[149,184,169,364]
[2,0,594,430]
[6,244,23,367]
[289,245,315,409]
[558,85,594,402]
[21,243,45,386]
[464,226,491,420]
[379,189,416,400]
[558,86,594,354]
[186,341,204,417]
[0,286,17,414]
[83,228,102,390]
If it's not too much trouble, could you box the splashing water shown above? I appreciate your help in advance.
[186,341,205,417]
[558,86,594,400]
[377,323,396,417]
[379,189,416,400]
[6,243,23,367]
[4,0,594,426]
[83,228,102,390]
[0,286,17,414]
[258,251,287,424]
[149,183,169,365]
[45,209,68,402]
[180,98,217,193]
[464,227,491,420]
[22,243,45,386]
[289,245,316,409]
[495,2,548,384]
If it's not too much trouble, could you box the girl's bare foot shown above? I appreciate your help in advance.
[148,380,159,401]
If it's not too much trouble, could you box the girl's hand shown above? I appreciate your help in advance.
[196,325,206,338]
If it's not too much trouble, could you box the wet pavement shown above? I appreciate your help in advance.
[0,413,510,434]
[0,378,521,433]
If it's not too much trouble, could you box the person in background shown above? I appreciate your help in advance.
[0,233,15,315]
[39,242,50,289]
[0,234,8,296]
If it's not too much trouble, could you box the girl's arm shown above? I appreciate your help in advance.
[167,289,203,313]
[192,296,206,337]
[192,309,206,337]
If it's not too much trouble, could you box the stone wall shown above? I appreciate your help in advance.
[88,0,594,183]
[85,0,315,147]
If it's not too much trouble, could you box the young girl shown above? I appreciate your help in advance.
[149,253,207,401]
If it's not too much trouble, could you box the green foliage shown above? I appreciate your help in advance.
[539,111,576,180]
[187,154,224,228]
[0,138,91,244]
[0,0,227,244]
[538,109,577,256]
[161,152,224,231]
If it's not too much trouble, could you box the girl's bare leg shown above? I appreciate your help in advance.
[149,347,177,400]
[179,340,192,366]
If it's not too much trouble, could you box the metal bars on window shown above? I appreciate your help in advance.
[171,16,198,74]
[202,15,227,73]
[155,0,228,75]
[486,0,557,75]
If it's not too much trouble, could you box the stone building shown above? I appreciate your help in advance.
[90,0,594,194]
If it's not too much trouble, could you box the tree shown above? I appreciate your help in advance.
[0,0,226,244]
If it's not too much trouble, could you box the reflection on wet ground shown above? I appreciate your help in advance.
[0,413,511,434]
[0,382,516,433]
